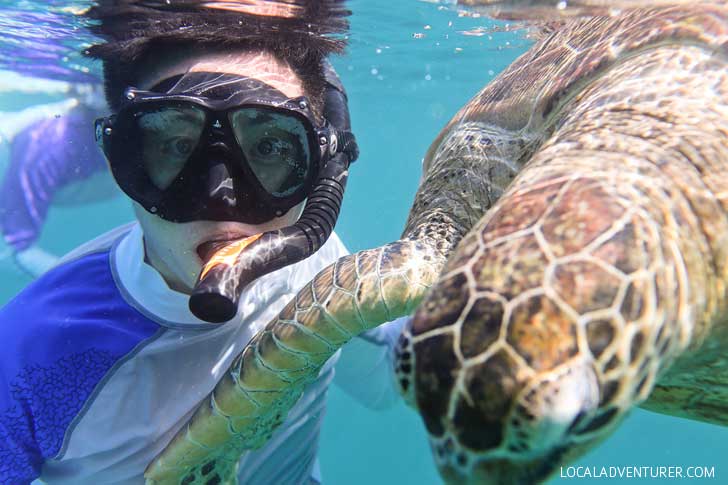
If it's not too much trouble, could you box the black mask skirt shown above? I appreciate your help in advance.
[96,72,351,225]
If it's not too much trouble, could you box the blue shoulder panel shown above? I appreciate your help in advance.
[0,250,161,484]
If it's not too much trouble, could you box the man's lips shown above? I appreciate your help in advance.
[196,236,249,261]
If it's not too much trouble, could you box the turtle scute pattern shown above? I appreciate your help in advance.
[400,5,728,484]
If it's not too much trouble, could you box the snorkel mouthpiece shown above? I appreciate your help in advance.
[189,152,350,323]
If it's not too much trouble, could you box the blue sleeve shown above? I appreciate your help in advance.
[0,251,159,483]
[0,348,123,483]
[0,408,42,483]
[333,317,407,410]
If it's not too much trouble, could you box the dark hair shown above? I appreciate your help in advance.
[84,1,351,117]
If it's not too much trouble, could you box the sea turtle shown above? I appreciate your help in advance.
[145,3,728,484]
[398,3,728,484]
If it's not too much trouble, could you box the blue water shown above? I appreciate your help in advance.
[0,0,725,483]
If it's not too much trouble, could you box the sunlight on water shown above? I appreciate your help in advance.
[0,1,96,83]
[457,0,725,19]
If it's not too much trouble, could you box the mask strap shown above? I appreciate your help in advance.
[321,60,351,133]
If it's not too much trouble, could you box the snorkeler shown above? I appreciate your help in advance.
[0,1,404,483]
[0,80,114,277]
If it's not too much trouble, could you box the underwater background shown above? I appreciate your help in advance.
[0,0,725,483]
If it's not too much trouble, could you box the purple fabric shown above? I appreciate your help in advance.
[0,108,108,252]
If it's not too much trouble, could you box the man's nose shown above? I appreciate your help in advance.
[207,161,236,207]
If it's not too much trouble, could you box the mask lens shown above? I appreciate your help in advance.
[230,108,311,197]
[134,104,206,189]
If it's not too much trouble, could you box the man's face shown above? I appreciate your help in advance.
[133,50,307,293]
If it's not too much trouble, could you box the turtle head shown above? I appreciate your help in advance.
[436,362,612,485]
[395,202,639,483]
[399,297,623,484]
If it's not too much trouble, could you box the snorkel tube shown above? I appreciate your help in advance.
[189,80,358,323]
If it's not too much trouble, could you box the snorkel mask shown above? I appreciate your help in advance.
[96,70,358,322]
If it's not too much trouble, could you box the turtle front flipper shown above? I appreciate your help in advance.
[144,240,444,484]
